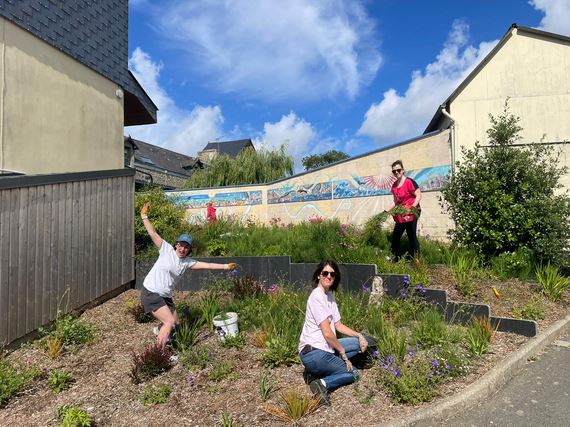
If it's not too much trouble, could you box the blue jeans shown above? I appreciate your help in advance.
[299,337,360,391]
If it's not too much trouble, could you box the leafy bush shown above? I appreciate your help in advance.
[181,345,213,370]
[172,319,201,353]
[208,361,237,382]
[56,405,93,427]
[49,369,74,394]
[261,387,320,423]
[54,313,95,346]
[535,263,570,302]
[490,248,535,280]
[0,356,39,407]
[130,345,174,384]
[221,332,247,350]
[142,384,172,406]
[440,101,570,265]
[512,295,545,320]
[411,309,449,348]
[135,186,187,255]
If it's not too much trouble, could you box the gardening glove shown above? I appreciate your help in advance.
[227,262,238,271]
[357,333,368,352]
[140,202,150,218]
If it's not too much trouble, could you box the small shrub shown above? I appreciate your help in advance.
[451,254,478,297]
[221,332,247,350]
[56,405,93,427]
[55,313,95,346]
[261,387,320,423]
[411,309,449,348]
[259,370,275,402]
[181,345,212,370]
[208,360,237,382]
[490,248,534,280]
[44,335,64,359]
[130,344,174,384]
[250,328,270,348]
[232,275,264,299]
[535,263,570,302]
[142,384,172,406]
[172,319,201,353]
[262,333,299,368]
[126,299,154,323]
[216,412,238,427]
[466,317,494,356]
[0,356,39,407]
[512,295,545,320]
[207,239,228,256]
[49,369,74,394]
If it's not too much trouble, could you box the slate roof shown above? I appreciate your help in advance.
[0,0,157,125]
[126,137,202,178]
[424,24,570,134]
[202,139,255,158]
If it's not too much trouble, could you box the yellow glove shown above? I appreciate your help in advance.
[140,202,150,217]
[340,352,352,371]
[227,262,238,271]
[358,334,368,352]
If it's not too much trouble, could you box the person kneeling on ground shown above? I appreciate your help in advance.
[298,260,369,405]
[139,202,236,348]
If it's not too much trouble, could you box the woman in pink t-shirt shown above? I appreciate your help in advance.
[298,260,370,405]
[385,160,422,261]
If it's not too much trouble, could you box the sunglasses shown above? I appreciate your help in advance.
[392,168,402,174]
[321,270,337,278]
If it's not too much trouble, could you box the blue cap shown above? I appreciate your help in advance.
[177,234,193,245]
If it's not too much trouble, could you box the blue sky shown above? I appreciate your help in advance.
[126,0,570,170]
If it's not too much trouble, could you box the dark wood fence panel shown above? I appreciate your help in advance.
[0,169,134,346]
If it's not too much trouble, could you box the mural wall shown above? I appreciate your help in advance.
[168,129,455,240]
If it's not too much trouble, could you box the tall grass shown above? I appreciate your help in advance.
[535,263,570,302]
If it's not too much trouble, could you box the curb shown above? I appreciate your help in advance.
[374,314,570,427]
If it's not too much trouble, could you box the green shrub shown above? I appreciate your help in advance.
[49,369,74,394]
[56,405,93,427]
[512,295,545,320]
[208,361,237,382]
[221,332,247,350]
[181,345,213,370]
[135,186,187,255]
[53,313,95,346]
[207,239,228,256]
[535,263,570,302]
[0,356,39,407]
[440,101,570,265]
[259,370,275,402]
[466,317,494,356]
[411,309,449,348]
[130,345,174,384]
[142,384,172,406]
[490,248,535,280]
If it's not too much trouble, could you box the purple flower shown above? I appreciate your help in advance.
[431,360,439,368]
[362,284,371,293]
[403,275,410,286]
[187,375,195,385]
[231,269,238,277]
[407,349,415,358]
[400,289,408,298]
[372,350,379,358]
[394,368,401,378]
[445,364,450,370]
[183,307,190,317]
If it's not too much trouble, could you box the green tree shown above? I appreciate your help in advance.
[186,145,293,187]
[440,101,570,265]
[302,150,350,170]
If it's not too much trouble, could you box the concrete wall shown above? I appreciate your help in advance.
[450,27,570,189]
[0,18,124,175]
[168,130,454,241]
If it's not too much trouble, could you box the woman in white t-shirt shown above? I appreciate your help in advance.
[139,202,236,348]
[298,260,369,405]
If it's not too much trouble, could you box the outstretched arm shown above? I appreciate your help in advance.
[140,202,163,249]
[191,261,237,271]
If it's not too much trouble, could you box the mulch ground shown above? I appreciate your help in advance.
[1,266,569,426]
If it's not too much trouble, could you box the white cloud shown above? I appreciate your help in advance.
[530,0,570,35]
[253,112,318,170]
[127,48,224,155]
[358,21,496,146]
[151,0,381,102]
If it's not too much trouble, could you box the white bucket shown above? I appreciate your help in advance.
[213,312,239,341]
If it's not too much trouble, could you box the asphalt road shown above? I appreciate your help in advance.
[424,329,570,427]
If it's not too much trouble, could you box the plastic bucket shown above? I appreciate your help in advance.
[213,312,239,341]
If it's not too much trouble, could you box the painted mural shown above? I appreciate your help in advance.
[168,190,262,208]
[267,165,450,204]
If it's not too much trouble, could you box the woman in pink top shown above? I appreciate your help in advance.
[385,160,422,261]
[298,260,369,405]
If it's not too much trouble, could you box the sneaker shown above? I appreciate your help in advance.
[302,370,318,385]
[169,354,179,363]
[309,379,331,406]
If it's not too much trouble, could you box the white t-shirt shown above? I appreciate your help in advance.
[143,240,197,297]
[298,287,341,353]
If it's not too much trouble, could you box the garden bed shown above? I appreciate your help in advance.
[1,270,569,427]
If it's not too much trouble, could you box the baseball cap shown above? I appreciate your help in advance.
[176,234,193,245]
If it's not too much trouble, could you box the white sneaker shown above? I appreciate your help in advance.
[169,355,179,362]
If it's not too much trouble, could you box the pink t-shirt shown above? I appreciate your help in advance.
[298,287,341,353]
[391,177,420,223]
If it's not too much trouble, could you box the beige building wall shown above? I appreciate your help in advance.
[169,130,454,241]
[449,27,570,188]
[0,18,124,175]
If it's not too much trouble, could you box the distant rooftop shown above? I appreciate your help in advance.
[202,139,255,158]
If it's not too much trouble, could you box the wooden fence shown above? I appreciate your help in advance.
[0,169,135,346]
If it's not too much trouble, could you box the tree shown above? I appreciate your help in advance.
[440,101,570,265]
[302,150,350,171]
[185,145,294,188]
